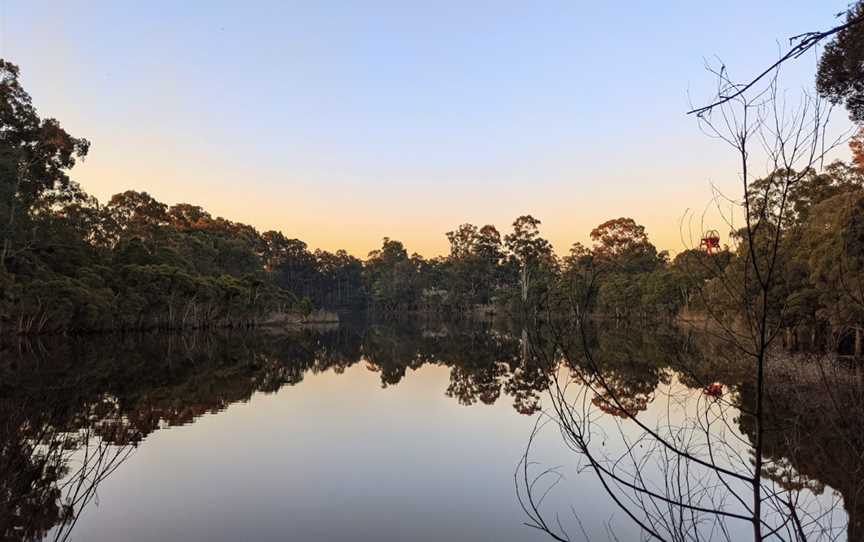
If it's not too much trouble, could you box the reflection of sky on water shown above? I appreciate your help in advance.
[43,349,848,542]
[58,363,563,542]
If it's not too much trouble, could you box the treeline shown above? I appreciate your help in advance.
[0,175,372,333]
[4,53,864,339]
[361,215,706,319]
[0,56,698,334]
[356,156,864,354]
[0,58,369,333]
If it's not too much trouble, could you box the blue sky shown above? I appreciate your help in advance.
[3,1,853,255]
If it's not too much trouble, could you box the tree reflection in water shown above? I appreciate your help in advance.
[0,321,860,540]
[0,380,136,541]
[0,321,550,540]
[517,320,859,541]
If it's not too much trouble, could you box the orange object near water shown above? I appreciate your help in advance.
[703,382,723,397]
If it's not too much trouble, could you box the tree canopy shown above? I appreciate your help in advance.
[817,1,864,122]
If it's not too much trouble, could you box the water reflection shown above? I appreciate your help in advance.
[739,364,864,540]
[520,323,862,541]
[0,321,861,541]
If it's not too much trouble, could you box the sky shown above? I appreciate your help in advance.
[2,1,855,257]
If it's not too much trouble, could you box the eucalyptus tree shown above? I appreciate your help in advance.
[802,189,864,351]
[444,223,505,310]
[364,238,423,313]
[504,215,555,306]
[816,1,864,122]
[0,60,89,269]
[587,217,666,317]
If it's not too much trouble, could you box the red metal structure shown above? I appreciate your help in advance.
[703,382,723,398]
[700,230,721,254]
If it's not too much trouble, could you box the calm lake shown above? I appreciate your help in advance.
[1,319,859,541]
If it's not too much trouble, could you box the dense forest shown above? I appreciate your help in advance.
[1,2,864,344]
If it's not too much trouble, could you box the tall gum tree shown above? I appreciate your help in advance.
[504,215,553,305]
[0,59,89,270]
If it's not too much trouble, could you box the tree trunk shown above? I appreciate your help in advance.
[520,267,530,304]
[856,328,862,358]
[0,167,22,270]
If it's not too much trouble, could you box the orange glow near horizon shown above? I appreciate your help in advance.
[7,1,851,261]
[73,146,742,259]
[74,156,737,259]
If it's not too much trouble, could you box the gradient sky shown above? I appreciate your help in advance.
[2,1,854,257]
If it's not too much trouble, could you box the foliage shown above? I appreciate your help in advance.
[816,1,864,122]
[4,54,864,339]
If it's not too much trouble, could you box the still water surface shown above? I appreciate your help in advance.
[1,321,859,541]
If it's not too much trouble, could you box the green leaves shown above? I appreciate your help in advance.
[816,2,864,122]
